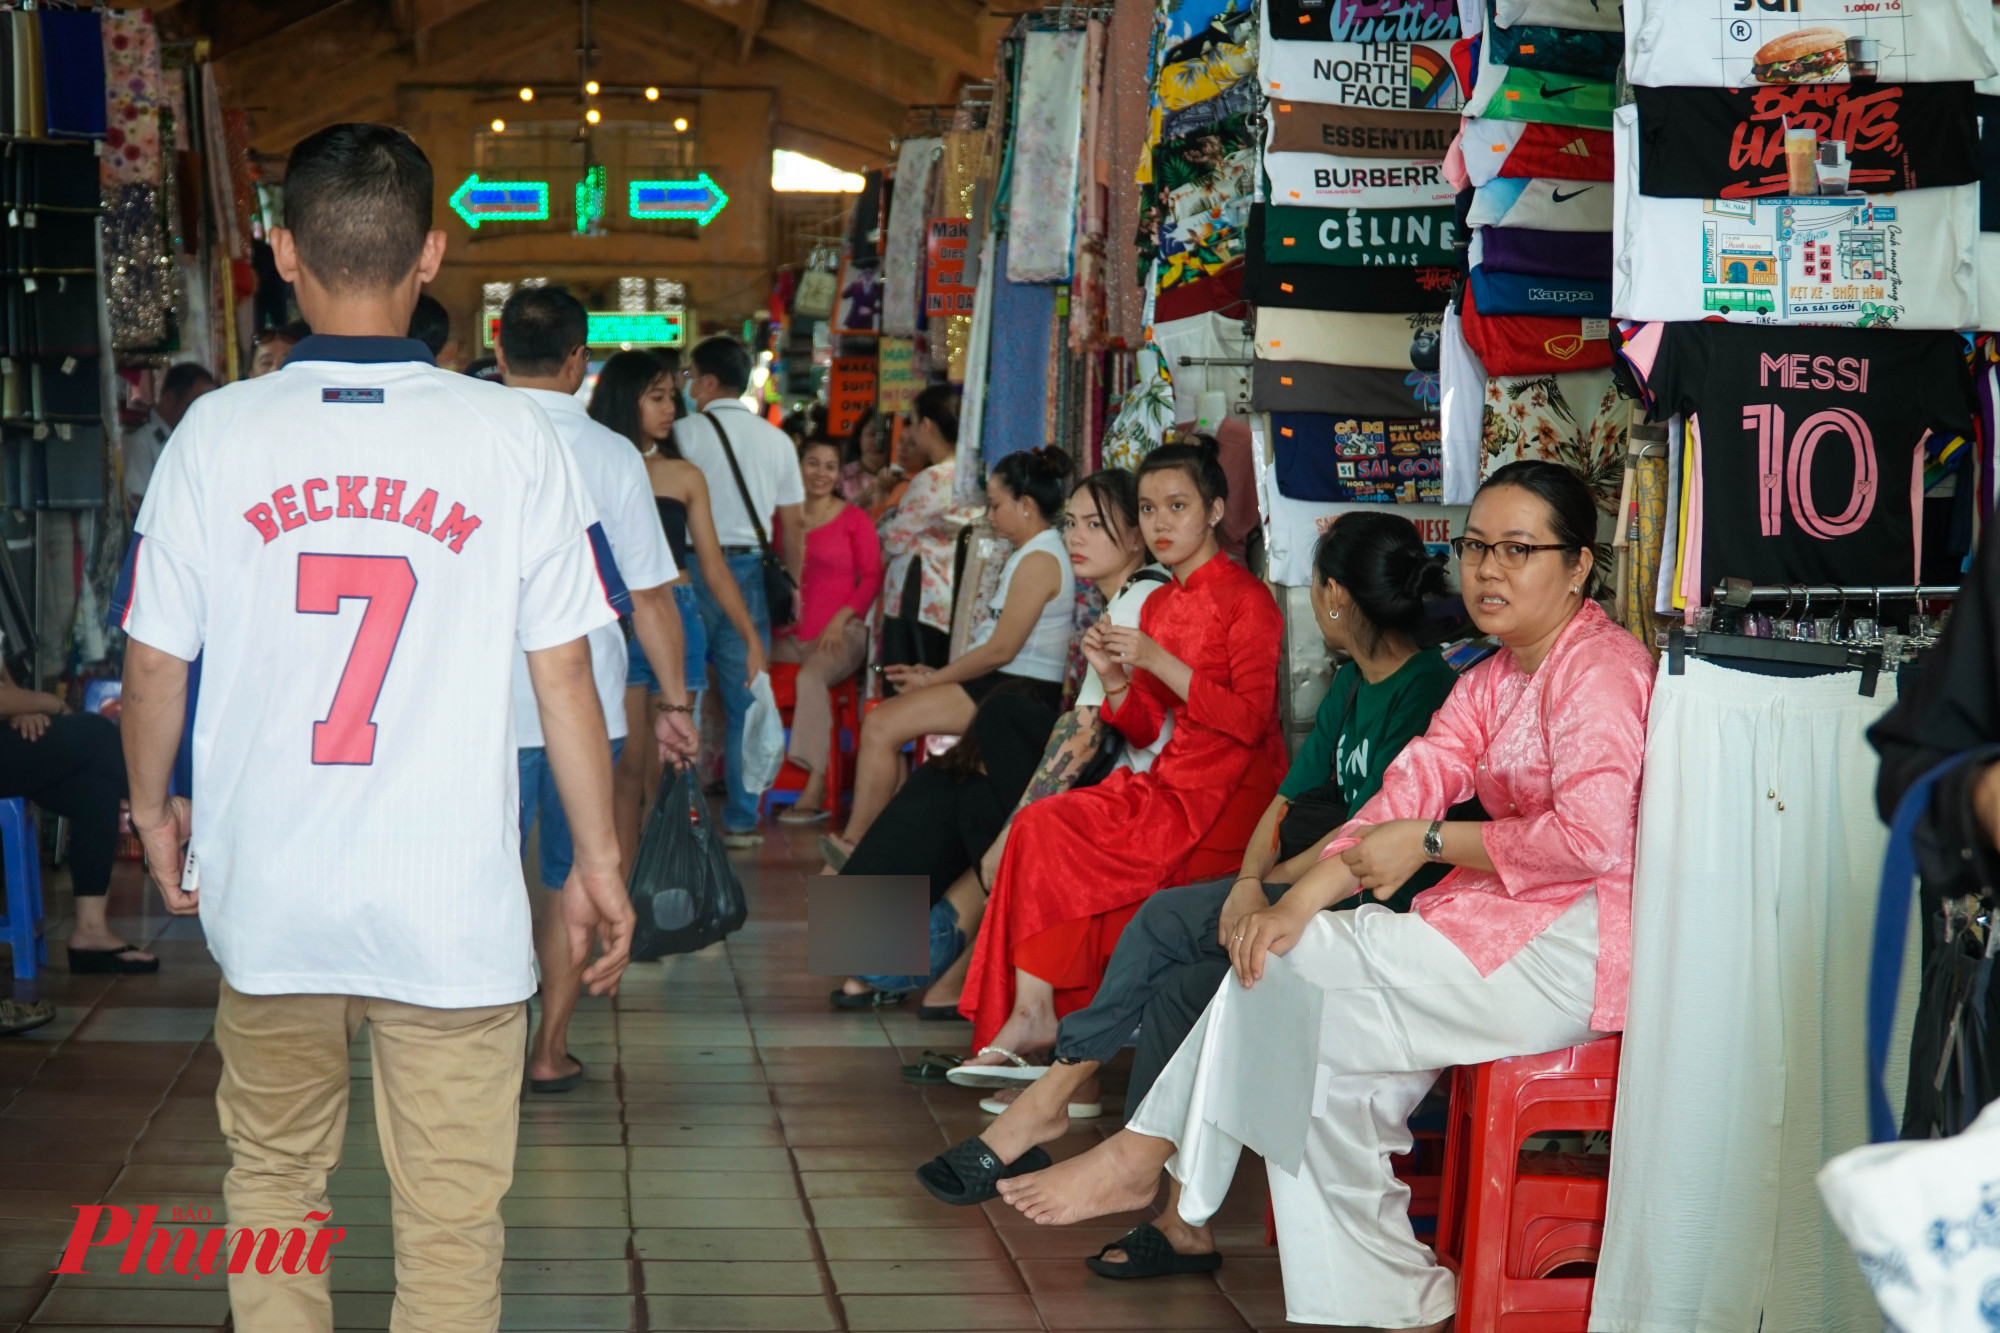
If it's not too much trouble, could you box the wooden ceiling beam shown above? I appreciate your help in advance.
[213,0,405,118]
[754,0,960,107]
[790,0,994,80]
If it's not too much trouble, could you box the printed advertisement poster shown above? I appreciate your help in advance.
[876,338,920,415]
[924,219,975,316]
[829,357,877,438]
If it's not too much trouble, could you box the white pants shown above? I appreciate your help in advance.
[1591,659,1914,1333]
[1130,894,1603,1328]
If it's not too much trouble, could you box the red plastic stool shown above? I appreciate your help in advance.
[1435,1035,1622,1333]
[763,663,860,820]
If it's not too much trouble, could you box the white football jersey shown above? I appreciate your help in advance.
[509,388,677,749]
[114,336,624,1008]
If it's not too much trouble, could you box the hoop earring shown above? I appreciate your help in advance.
[1327,610,1340,620]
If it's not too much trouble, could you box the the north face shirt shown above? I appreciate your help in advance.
[1260,13,1466,110]
[1633,84,1981,200]
[1642,323,1972,588]
[114,335,622,1008]
[1624,0,1998,87]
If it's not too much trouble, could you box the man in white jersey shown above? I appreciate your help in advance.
[672,335,804,844]
[114,124,632,1333]
[494,284,698,1093]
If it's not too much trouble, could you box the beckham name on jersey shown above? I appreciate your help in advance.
[243,475,484,554]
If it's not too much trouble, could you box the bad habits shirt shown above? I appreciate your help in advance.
[1641,322,1972,587]
[1633,83,1981,199]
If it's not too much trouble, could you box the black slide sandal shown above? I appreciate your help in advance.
[66,945,158,975]
[918,1002,963,1021]
[528,1057,586,1094]
[1085,1224,1223,1279]
[901,1051,962,1085]
[915,1137,1052,1206]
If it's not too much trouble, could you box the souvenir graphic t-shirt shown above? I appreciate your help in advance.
[1270,0,1461,43]
[1272,411,1444,502]
[1257,307,1444,368]
[1612,107,1979,328]
[1262,199,1461,265]
[1265,151,1460,209]
[1633,84,1981,199]
[112,336,623,1008]
[1486,20,1623,77]
[1479,225,1613,278]
[1267,100,1460,155]
[1282,649,1461,814]
[1254,360,1443,416]
[1460,119,1613,187]
[1624,0,1999,87]
[1260,17,1466,109]
[1494,0,1620,33]
[1467,176,1612,230]
[1458,282,1616,374]
[1641,323,1972,588]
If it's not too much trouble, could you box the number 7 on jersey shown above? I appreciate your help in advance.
[296,554,418,765]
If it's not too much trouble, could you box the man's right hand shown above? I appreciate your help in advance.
[1975,763,2000,854]
[134,797,196,915]
[561,860,635,997]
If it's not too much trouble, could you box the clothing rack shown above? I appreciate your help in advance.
[1711,580,1961,606]
[1662,626,1890,695]
[1175,356,1255,367]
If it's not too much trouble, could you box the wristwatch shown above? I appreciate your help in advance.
[1422,820,1445,861]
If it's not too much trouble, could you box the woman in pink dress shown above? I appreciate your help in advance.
[774,439,882,821]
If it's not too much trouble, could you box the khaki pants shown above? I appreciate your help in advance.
[774,618,869,776]
[214,981,526,1333]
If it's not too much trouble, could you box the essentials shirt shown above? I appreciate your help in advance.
[1282,649,1460,812]
[113,335,622,1008]
[1266,100,1459,157]
[1624,0,1999,87]
[1639,322,1972,588]
[1633,84,1982,200]
[1613,108,1979,330]
[671,399,805,548]
[510,387,677,749]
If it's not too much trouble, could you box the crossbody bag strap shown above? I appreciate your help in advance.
[703,408,775,560]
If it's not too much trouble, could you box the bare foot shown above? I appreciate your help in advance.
[961,1007,1058,1068]
[527,1051,582,1084]
[983,1068,1096,1162]
[996,1129,1173,1225]
[839,978,874,996]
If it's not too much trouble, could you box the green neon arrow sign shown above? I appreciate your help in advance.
[449,174,551,228]
[629,173,730,225]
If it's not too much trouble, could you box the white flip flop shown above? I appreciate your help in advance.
[946,1046,1050,1089]
[979,1094,1103,1119]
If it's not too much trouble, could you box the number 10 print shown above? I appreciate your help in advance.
[296,554,417,765]
[1741,404,1879,541]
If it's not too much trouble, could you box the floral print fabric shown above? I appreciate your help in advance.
[101,9,161,186]
[1481,367,1631,515]
[879,461,980,634]
[1008,30,1089,284]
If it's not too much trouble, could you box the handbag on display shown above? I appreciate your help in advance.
[703,407,797,627]
[791,245,839,319]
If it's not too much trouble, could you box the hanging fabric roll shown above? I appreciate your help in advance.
[881,136,940,338]
[1006,28,1089,284]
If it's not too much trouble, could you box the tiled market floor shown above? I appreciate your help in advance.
[0,818,1276,1331]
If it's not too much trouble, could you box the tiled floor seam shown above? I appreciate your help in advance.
[615,1002,649,1333]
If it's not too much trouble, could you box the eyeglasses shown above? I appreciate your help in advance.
[1448,537,1576,569]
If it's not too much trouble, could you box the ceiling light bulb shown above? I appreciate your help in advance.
[673,117,689,132]
[518,86,533,101]
[586,108,601,124]
[586,80,600,95]
[491,118,505,133]
[645,86,660,101]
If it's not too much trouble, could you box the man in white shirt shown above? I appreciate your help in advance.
[121,361,214,512]
[672,335,805,843]
[495,284,698,1093]
[115,123,632,1333]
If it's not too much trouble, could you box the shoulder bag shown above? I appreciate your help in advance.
[704,408,797,627]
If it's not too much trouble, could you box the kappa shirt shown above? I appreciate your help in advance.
[113,335,623,1008]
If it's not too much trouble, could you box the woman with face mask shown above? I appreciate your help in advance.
[988,461,1656,1333]
[947,438,1288,1093]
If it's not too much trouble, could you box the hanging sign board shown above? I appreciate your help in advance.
[925,218,976,315]
[877,338,921,416]
[829,357,878,438]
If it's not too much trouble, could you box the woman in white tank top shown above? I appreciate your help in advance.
[826,447,1078,862]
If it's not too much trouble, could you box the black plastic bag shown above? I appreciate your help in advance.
[628,768,747,961]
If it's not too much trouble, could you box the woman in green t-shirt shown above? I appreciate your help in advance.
[924,513,1461,1268]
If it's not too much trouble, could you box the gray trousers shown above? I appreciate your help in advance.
[1051,875,1287,1109]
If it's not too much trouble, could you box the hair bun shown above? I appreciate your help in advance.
[1029,446,1075,481]
[1403,549,1450,601]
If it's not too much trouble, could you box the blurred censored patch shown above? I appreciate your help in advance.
[807,876,930,976]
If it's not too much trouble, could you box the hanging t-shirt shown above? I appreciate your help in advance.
[1481,366,1632,509]
[1260,14,1467,110]
[1246,245,1460,311]
[1485,20,1622,78]
[1282,650,1461,814]
[1154,310,1252,424]
[1265,151,1460,209]
[1468,264,1612,316]
[1272,410,1445,502]
[1979,94,2000,230]
[1479,225,1612,278]
[1464,27,1617,128]
[1624,0,1999,87]
[1440,303,1490,502]
[1269,0,1462,43]
[1467,176,1612,230]
[1460,119,1613,186]
[1612,107,1979,329]
[1261,200,1461,265]
[1640,323,1972,589]
[1257,307,1445,367]
[1633,84,1982,200]
[1254,360,1443,416]
[1493,0,1620,33]
[1458,281,1616,374]
[1267,99,1460,156]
